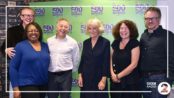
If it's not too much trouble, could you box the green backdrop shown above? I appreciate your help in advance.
[29,0,156,98]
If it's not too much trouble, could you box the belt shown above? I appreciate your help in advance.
[50,69,72,75]
[142,71,166,76]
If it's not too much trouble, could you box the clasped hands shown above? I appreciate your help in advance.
[111,73,121,83]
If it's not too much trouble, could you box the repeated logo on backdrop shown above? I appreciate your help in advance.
[52,7,63,16]
[80,24,86,34]
[112,4,126,14]
[35,8,45,16]
[43,24,54,33]
[91,6,103,15]
[71,6,82,16]
[104,24,114,34]
[33,4,150,35]
[135,3,149,14]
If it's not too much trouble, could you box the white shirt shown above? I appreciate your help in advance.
[47,35,80,72]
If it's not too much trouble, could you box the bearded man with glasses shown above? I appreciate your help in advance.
[139,7,174,98]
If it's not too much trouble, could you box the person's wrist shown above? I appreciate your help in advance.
[79,73,82,77]
[101,79,106,84]
[116,74,120,80]
[111,72,115,77]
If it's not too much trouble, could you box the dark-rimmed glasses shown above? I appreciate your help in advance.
[144,17,159,21]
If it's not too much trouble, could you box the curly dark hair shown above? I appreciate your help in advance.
[24,22,43,41]
[112,20,139,39]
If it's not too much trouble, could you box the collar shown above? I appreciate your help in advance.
[54,35,68,41]
[144,25,163,35]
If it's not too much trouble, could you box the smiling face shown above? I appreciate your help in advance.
[119,23,130,39]
[144,11,160,32]
[56,20,70,39]
[27,24,40,43]
[87,23,100,38]
[20,8,35,27]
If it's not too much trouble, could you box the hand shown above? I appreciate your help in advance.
[78,74,83,87]
[5,47,15,58]
[111,73,120,83]
[13,87,21,98]
[98,80,106,90]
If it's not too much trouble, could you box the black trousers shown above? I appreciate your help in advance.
[48,70,72,98]
[110,81,141,98]
[19,85,47,98]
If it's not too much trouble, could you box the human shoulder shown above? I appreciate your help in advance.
[130,39,139,44]
[112,38,120,46]
[100,36,110,44]
[15,40,28,49]
[41,41,48,46]
[168,30,174,36]
[40,42,49,50]
[155,25,171,36]
[111,39,120,49]
[141,29,148,37]
[99,36,109,42]
[47,35,56,43]
[8,24,23,32]
[16,40,27,45]
[82,38,91,47]
[128,39,140,50]
[66,35,78,44]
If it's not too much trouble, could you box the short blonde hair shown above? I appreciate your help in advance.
[86,18,104,34]
[57,18,70,25]
[19,7,35,16]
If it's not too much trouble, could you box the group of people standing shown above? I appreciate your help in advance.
[1,6,174,98]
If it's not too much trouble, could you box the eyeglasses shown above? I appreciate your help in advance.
[21,14,34,18]
[144,17,159,21]
[28,30,39,33]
